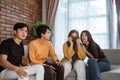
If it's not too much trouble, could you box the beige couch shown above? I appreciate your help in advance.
[24,45,36,80]
[24,45,120,80]
[101,49,120,80]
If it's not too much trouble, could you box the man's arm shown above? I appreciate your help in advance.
[22,56,27,66]
[49,43,63,66]
[0,54,28,78]
[0,54,18,71]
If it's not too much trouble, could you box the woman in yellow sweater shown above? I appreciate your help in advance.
[61,29,86,80]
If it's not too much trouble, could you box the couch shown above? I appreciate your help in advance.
[101,49,120,80]
[24,45,120,80]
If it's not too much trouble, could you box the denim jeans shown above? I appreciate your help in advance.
[86,57,110,80]
[98,57,110,72]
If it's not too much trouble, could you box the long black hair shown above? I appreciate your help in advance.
[80,30,95,45]
[80,30,103,58]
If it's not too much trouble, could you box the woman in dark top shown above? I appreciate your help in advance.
[80,30,110,80]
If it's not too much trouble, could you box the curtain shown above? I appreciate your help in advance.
[42,0,60,58]
[46,0,59,27]
[53,0,68,60]
[114,0,120,48]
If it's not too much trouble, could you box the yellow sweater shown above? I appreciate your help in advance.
[27,39,58,65]
[61,42,86,63]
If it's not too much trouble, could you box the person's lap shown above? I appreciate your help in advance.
[0,69,18,80]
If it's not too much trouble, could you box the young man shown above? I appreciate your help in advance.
[0,23,44,80]
[27,24,64,80]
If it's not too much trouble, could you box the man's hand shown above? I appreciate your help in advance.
[0,54,28,78]
[15,66,28,79]
[55,60,63,66]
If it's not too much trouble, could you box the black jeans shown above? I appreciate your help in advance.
[44,63,64,80]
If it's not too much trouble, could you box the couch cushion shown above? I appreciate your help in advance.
[29,75,35,80]
[103,49,120,65]
[101,65,120,80]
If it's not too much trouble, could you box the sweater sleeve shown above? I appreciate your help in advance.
[63,43,75,59]
[49,42,58,62]
[77,48,86,60]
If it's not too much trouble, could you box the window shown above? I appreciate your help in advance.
[69,0,109,48]
[53,0,114,60]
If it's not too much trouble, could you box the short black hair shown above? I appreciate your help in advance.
[36,24,50,38]
[13,22,28,31]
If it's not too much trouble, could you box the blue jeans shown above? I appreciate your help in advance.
[86,57,110,80]
[98,57,110,72]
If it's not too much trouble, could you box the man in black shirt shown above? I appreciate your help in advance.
[0,23,44,80]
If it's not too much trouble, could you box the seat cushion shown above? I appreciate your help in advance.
[101,65,120,80]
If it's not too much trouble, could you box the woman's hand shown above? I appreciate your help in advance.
[76,38,82,50]
[81,45,87,53]
[68,37,73,49]
[68,37,73,45]
[76,38,82,45]
[81,45,94,59]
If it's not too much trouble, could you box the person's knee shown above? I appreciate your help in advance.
[99,63,110,72]
[44,67,56,80]
[74,60,85,67]
[74,60,85,71]
[88,58,96,64]
[49,68,56,77]
[58,65,64,72]
[34,65,44,73]
[63,62,72,70]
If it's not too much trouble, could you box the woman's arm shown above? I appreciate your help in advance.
[81,45,94,59]
[63,43,75,59]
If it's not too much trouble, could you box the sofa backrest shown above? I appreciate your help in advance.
[24,45,120,65]
[103,49,120,65]
[24,45,28,57]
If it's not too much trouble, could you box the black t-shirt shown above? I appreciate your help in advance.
[0,38,24,72]
[87,43,106,59]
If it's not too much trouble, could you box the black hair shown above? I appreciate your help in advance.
[80,30,101,51]
[80,30,104,58]
[80,30,95,44]
[36,24,51,38]
[13,22,28,31]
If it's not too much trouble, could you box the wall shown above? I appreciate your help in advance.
[0,0,42,44]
